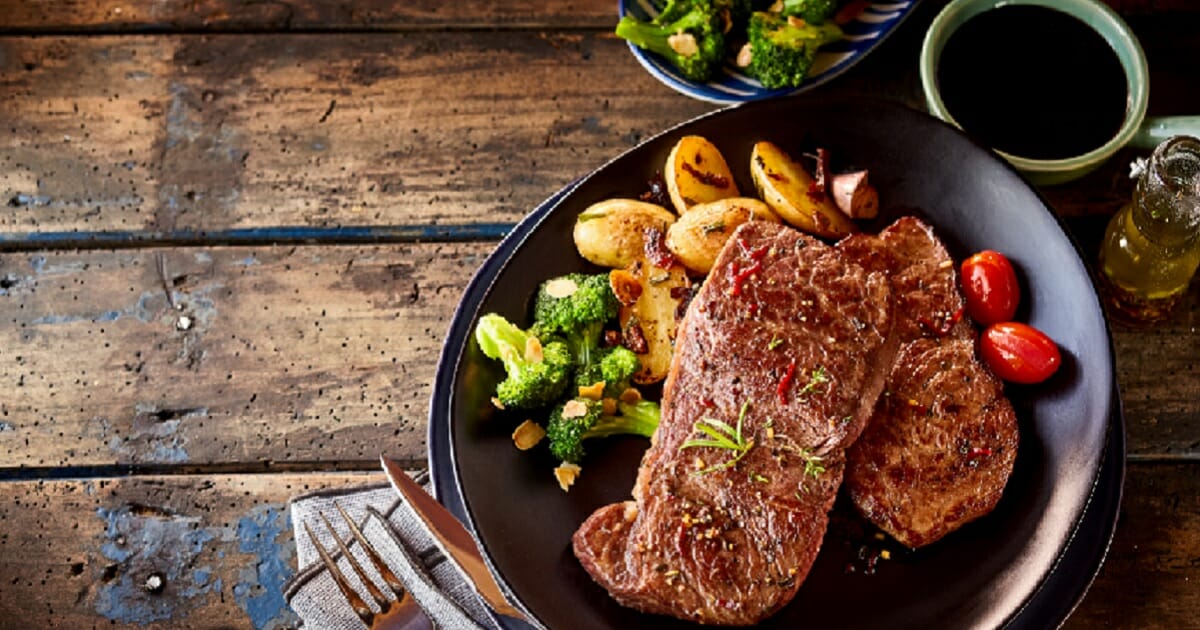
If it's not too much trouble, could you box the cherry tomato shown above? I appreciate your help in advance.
[980,322,1061,384]
[961,250,1020,326]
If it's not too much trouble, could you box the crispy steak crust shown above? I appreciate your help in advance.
[573,222,895,625]
[839,217,1019,548]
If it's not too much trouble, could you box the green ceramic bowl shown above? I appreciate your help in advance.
[920,0,1197,185]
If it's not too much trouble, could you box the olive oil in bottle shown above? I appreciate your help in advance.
[1099,136,1200,322]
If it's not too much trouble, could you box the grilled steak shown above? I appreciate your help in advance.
[573,221,897,625]
[839,217,1018,548]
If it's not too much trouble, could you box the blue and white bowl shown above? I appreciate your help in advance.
[619,0,918,104]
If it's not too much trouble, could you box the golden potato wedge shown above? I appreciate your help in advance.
[666,197,780,274]
[664,135,739,215]
[573,199,676,269]
[618,257,689,384]
[750,141,858,239]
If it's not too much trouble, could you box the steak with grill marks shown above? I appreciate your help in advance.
[572,221,897,625]
[838,217,1019,548]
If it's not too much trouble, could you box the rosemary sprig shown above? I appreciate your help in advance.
[680,401,754,475]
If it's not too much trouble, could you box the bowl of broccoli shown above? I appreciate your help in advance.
[616,0,919,104]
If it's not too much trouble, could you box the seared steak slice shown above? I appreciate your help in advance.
[574,221,896,625]
[839,217,1019,548]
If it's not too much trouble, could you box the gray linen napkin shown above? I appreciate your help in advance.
[284,473,502,630]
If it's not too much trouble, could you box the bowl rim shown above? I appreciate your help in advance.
[918,0,1150,175]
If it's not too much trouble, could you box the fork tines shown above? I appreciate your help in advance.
[305,503,419,628]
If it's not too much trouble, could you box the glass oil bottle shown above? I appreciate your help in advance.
[1099,136,1200,323]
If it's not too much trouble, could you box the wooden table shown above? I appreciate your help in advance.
[0,1,1196,627]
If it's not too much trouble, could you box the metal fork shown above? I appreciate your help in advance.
[303,502,430,630]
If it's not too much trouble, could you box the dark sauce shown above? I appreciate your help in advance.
[937,5,1128,160]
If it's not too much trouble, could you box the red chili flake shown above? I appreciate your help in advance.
[701,398,716,408]
[747,301,760,317]
[777,358,798,405]
[643,226,677,269]
[681,161,730,188]
[918,306,965,337]
[968,447,993,458]
[730,260,762,296]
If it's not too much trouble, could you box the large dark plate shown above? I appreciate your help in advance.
[429,97,1120,629]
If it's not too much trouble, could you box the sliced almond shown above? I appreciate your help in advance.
[562,399,589,419]
[667,32,699,57]
[554,462,582,491]
[511,420,546,451]
[544,277,578,298]
[524,337,544,363]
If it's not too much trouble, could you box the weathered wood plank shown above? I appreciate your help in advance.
[0,471,385,629]
[0,31,717,236]
[0,463,1194,628]
[1,0,616,32]
[0,243,493,470]
[0,0,1193,32]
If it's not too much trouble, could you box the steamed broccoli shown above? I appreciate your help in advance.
[474,313,573,410]
[615,1,726,82]
[780,0,839,24]
[745,11,843,89]
[547,398,661,464]
[533,273,620,366]
[657,0,753,30]
[574,345,640,398]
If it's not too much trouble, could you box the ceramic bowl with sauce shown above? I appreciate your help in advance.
[920,0,1198,185]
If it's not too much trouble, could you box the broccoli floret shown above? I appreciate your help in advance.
[780,0,839,24]
[574,345,641,398]
[547,399,661,464]
[658,0,752,30]
[745,11,842,89]
[533,273,619,365]
[616,2,725,82]
[474,313,573,410]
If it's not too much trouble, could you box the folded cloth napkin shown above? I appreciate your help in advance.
[284,473,505,630]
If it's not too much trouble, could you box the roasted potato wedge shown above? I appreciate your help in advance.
[750,141,858,239]
[573,199,676,269]
[665,135,739,215]
[618,258,689,384]
[666,197,780,274]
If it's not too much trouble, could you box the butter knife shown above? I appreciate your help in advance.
[380,455,529,623]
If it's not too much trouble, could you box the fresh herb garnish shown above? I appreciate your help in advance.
[680,401,754,475]
[767,336,784,351]
[702,221,726,235]
[797,365,828,397]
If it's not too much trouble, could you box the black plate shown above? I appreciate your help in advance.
[429,97,1121,629]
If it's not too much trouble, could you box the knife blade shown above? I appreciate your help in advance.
[380,456,528,622]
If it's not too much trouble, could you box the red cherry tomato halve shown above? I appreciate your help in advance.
[981,322,1061,384]
[961,250,1020,326]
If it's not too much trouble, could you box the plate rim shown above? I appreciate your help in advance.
[429,96,1122,629]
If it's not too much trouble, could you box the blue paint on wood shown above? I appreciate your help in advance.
[0,422,13,432]
[30,310,122,325]
[233,506,300,630]
[95,506,221,625]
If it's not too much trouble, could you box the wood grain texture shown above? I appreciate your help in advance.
[0,464,1193,628]
[0,32,715,236]
[0,0,616,33]
[0,0,1193,32]
[0,471,383,628]
[0,243,494,471]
